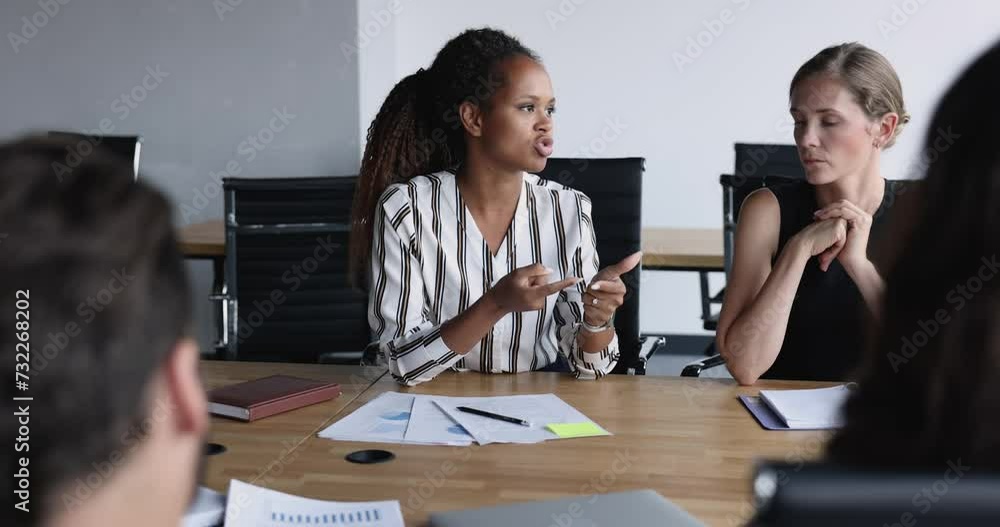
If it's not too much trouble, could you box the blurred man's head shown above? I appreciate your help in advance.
[0,136,207,527]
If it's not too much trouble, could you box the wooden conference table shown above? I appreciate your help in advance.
[178,219,724,271]
[201,361,832,526]
[200,361,387,487]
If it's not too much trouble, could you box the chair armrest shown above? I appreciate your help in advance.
[709,286,726,303]
[628,335,667,375]
[638,335,666,361]
[680,353,726,377]
[206,293,231,353]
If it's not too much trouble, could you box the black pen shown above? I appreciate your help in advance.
[456,406,531,427]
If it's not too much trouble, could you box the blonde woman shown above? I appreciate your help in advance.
[717,43,910,385]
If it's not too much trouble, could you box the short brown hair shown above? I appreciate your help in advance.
[791,42,910,148]
[0,136,192,523]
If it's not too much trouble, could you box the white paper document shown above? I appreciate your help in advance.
[224,479,404,527]
[318,392,608,446]
[403,396,475,445]
[317,392,416,444]
[316,391,476,445]
[182,486,226,527]
[432,393,608,445]
[758,384,852,429]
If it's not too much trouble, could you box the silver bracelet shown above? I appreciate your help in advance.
[580,313,614,333]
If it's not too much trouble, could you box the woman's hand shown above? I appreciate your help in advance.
[813,199,874,275]
[583,252,642,327]
[792,217,849,272]
[485,263,579,314]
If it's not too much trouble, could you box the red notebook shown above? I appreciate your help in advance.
[207,375,341,422]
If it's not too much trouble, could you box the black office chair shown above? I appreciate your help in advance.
[536,157,662,375]
[749,461,1000,526]
[685,143,804,376]
[47,130,143,180]
[215,176,369,363]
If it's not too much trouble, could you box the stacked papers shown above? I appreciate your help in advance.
[758,384,852,429]
[318,392,609,446]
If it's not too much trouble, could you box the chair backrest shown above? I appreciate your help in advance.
[721,144,805,276]
[536,157,644,374]
[222,176,368,363]
[734,143,804,181]
[749,461,1000,526]
[47,131,143,180]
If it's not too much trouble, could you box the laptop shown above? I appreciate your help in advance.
[429,489,705,527]
[47,131,142,180]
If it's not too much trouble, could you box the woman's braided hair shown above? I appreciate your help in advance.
[349,27,539,288]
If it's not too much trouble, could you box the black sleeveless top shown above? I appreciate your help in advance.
[762,179,891,381]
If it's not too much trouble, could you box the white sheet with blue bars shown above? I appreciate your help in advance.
[271,508,383,524]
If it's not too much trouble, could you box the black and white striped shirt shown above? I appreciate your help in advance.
[369,171,619,386]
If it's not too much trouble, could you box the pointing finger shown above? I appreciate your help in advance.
[538,277,581,296]
[521,263,552,277]
[588,280,626,294]
[596,251,642,280]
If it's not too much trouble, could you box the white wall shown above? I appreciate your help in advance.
[1,0,362,351]
[359,0,1000,336]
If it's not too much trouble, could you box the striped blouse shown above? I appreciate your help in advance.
[369,171,620,386]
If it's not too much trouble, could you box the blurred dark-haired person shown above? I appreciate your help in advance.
[0,137,208,527]
[349,27,640,386]
[717,43,910,385]
[828,40,1000,470]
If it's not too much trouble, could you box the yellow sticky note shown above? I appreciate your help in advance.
[546,422,609,439]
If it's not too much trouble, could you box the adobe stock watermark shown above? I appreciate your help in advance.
[679,287,795,391]
[878,0,931,40]
[386,73,505,178]
[717,63,842,191]
[884,459,970,527]
[30,268,137,376]
[400,442,640,521]
[727,289,794,353]
[900,126,960,180]
[673,0,752,73]
[732,432,832,526]
[222,436,308,524]
[400,426,499,514]
[7,0,71,54]
[213,0,243,22]
[887,254,999,372]
[227,372,385,523]
[233,234,342,344]
[341,0,405,63]
[728,73,843,190]
[401,415,548,515]
[548,449,640,527]
[564,117,628,158]
[546,115,628,191]
[180,107,296,222]
[877,126,960,220]
[545,0,589,31]
[51,65,170,182]
[60,397,175,510]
